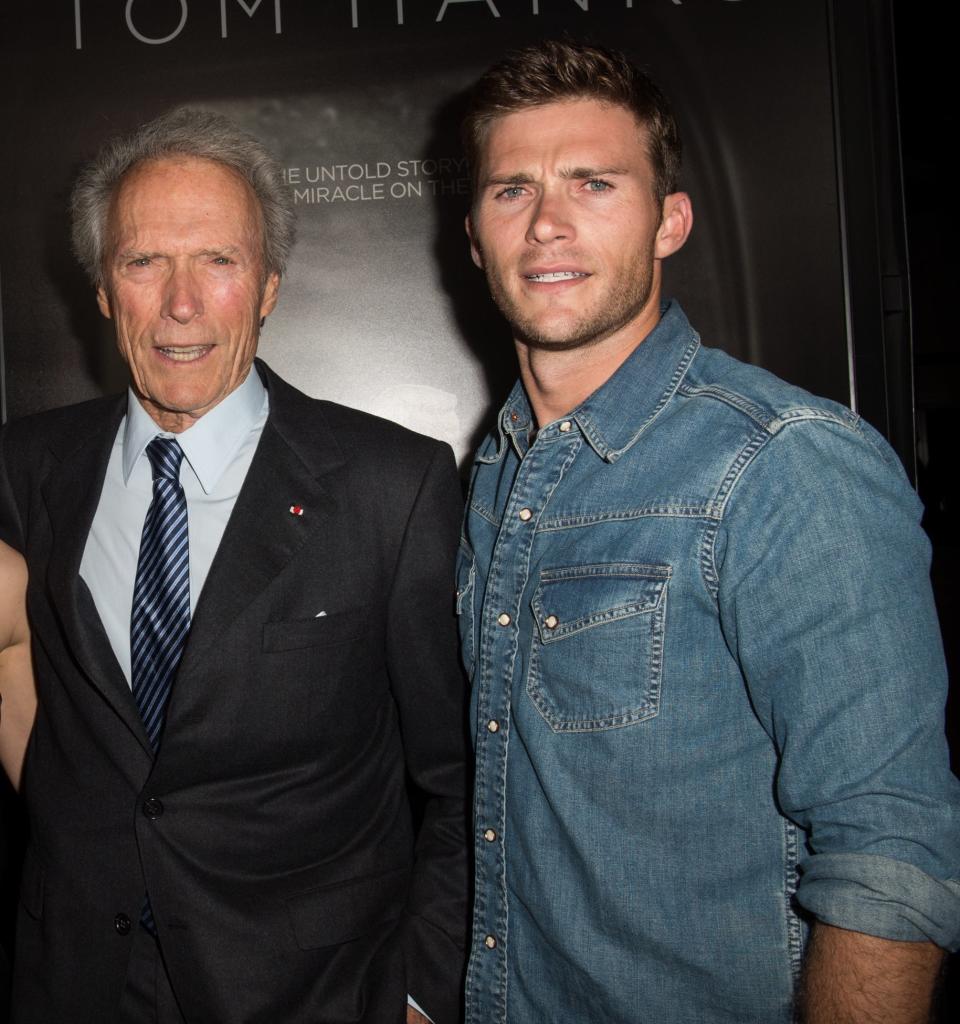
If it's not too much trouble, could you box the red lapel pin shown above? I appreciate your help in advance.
[289,505,304,517]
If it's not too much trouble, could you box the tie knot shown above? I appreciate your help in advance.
[145,437,184,483]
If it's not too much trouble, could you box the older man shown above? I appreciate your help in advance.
[457,39,960,1023]
[0,109,469,1023]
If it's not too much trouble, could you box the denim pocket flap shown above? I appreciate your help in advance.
[532,563,670,643]
[263,607,370,652]
[284,865,409,950]
[527,562,671,731]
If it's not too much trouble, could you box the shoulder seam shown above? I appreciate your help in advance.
[678,380,857,437]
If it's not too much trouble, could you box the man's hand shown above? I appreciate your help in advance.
[406,1007,430,1024]
[798,921,944,1023]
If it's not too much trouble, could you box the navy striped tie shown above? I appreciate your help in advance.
[131,437,190,752]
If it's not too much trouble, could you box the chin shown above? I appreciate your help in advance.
[514,317,611,353]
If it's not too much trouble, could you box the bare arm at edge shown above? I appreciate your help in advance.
[798,921,945,1024]
[0,539,35,790]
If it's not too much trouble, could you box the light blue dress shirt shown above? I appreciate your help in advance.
[79,369,268,686]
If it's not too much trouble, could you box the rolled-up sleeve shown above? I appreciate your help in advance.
[799,853,960,948]
[717,412,960,949]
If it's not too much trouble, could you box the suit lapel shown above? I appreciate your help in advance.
[175,366,345,682]
[41,398,152,751]
[35,369,346,755]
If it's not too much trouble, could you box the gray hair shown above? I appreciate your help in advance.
[71,107,295,286]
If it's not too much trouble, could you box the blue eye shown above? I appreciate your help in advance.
[497,186,525,200]
[585,179,611,192]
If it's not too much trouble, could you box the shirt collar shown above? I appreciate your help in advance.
[121,369,268,492]
[493,300,701,464]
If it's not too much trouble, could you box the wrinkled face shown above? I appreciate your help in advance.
[468,99,679,354]
[97,156,279,432]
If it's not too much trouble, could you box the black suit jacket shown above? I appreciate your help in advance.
[0,361,470,1023]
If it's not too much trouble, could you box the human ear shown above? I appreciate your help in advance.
[96,284,112,320]
[259,272,281,320]
[465,213,484,269]
[654,192,693,259]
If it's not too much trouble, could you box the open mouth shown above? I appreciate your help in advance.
[525,271,589,283]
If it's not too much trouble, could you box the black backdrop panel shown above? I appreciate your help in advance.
[1,1,847,465]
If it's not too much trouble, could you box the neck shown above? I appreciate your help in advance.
[140,400,202,434]
[517,302,661,428]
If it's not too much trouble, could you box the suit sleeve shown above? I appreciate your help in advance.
[385,441,470,1022]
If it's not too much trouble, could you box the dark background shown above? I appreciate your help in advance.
[1,0,956,1017]
[896,0,960,1012]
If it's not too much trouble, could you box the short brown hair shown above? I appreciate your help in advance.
[462,38,682,206]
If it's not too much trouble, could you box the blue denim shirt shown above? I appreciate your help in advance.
[458,302,960,1024]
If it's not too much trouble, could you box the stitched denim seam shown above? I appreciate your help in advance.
[701,429,771,600]
[538,504,723,531]
[469,498,500,528]
[596,335,700,461]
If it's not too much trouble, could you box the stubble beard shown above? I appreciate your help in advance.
[480,243,657,354]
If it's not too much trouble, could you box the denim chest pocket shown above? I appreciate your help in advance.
[527,562,670,731]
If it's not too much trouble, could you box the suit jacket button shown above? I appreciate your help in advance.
[114,913,132,935]
[142,797,164,819]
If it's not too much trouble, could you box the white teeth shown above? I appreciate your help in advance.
[159,346,208,362]
[526,271,588,282]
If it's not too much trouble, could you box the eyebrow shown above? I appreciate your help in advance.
[482,172,536,188]
[195,246,243,257]
[115,250,161,263]
[560,166,629,180]
[115,246,243,261]
[482,166,630,188]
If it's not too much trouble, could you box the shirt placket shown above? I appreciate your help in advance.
[466,419,582,1023]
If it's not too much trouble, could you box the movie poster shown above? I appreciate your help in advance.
[1,1,846,467]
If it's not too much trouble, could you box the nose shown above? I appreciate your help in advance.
[161,262,203,324]
[525,187,574,246]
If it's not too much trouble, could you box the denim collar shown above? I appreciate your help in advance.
[488,300,700,465]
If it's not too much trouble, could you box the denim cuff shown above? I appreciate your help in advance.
[796,853,960,951]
